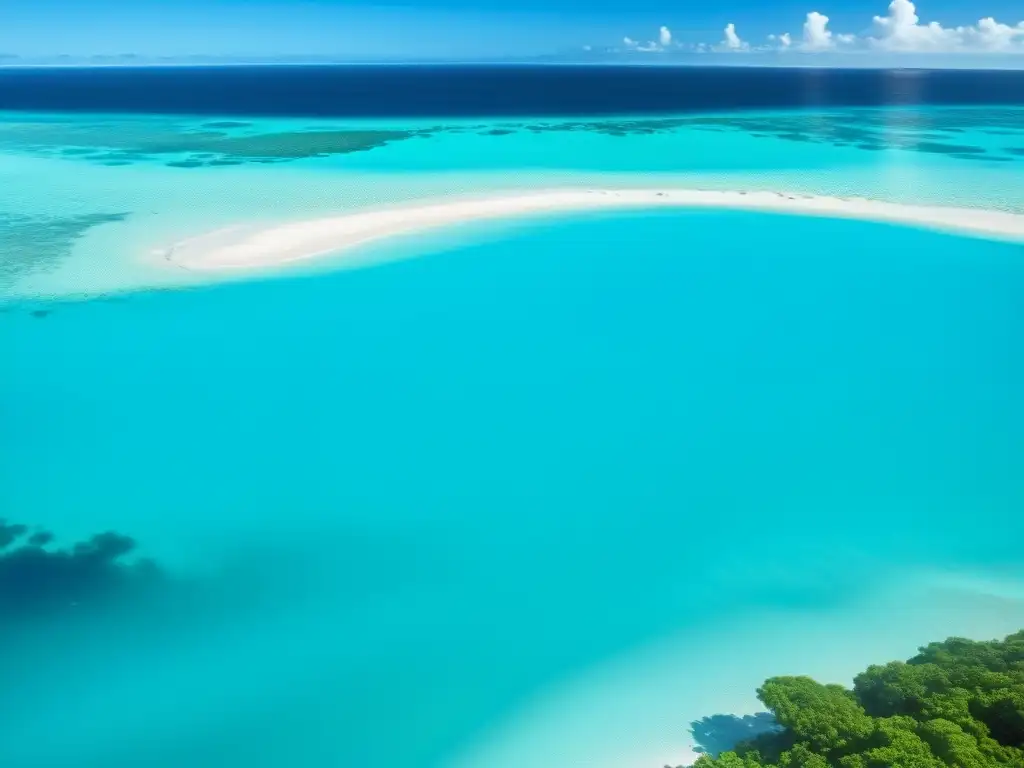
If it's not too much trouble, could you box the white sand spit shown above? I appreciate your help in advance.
[162,189,1024,272]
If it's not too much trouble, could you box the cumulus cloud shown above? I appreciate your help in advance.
[966,18,1024,51]
[869,0,954,50]
[802,11,834,49]
[768,11,857,52]
[720,23,749,51]
[611,0,1024,57]
[620,25,680,52]
[869,0,1024,52]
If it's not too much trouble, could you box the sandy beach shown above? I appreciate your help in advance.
[160,188,1024,273]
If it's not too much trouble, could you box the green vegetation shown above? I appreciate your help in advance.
[683,630,1024,768]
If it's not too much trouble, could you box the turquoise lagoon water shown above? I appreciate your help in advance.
[2,109,1024,767]
[3,106,1024,300]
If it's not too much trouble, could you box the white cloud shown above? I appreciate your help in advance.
[611,0,1024,57]
[768,12,853,52]
[966,18,1024,51]
[802,11,834,50]
[621,25,680,53]
[869,0,952,50]
[869,0,1024,52]
[720,23,749,51]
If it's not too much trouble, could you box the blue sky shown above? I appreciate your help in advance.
[1,0,1022,62]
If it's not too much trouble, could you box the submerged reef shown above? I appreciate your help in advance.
[0,211,128,290]
[0,118,421,168]
[508,109,1016,161]
[446,107,1024,163]
[0,519,163,621]
[2,107,1023,170]
[674,629,1024,768]
[147,128,417,166]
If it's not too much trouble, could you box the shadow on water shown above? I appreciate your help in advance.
[0,513,476,768]
[689,712,782,758]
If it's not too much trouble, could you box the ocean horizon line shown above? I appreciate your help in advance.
[4,60,1024,71]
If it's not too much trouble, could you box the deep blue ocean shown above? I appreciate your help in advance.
[2,67,1024,768]
[2,65,1024,116]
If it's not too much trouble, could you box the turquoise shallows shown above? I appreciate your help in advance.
[2,207,1024,767]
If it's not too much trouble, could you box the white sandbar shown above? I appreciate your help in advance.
[163,188,1024,272]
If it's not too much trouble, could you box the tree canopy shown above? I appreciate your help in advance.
[682,630,1024,768]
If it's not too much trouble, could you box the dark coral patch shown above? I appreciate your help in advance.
[212,129,411,158]
[504,108,1024,166]
[0,523,28,548]
[950,153,1012,162]
[913,141,986,155]
[201,121,253,129]
[1,119,421,167]
[29,532,54,547]
[0,519,164,621]
[0,210,129,292]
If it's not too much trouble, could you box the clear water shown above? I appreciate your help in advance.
[3,106,1024,299]
[3,207,1024,767]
